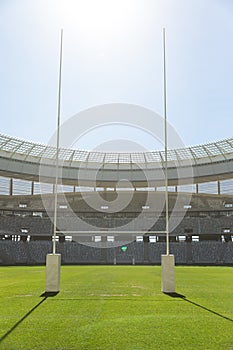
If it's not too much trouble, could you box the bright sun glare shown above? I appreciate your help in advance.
[57,0,141,40]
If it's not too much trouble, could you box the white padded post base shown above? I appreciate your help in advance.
[161,254,175,293]
[46,254,61,292]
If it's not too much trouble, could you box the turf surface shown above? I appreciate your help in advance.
[0,265,233,349]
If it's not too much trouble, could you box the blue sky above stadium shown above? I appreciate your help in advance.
[0,0,233,151]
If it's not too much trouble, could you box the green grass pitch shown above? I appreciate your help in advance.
[0,265,233,350]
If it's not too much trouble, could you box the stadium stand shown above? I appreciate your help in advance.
[0,133,233,265]
[1,240,233,266]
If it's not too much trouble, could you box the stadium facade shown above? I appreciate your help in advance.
[0,133,233,265]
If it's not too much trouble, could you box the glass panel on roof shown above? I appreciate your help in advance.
[131,153,145,163]
[190,146,208,158]
[71,150,89,161]
[41,147,57,158]
[14,143,33,154]
[175,148,192,159]
[218,140,233,153]
[58,148,70,159]
[226,139,233,148]
[29,144,47,156]
[203,143,221,156]
[104,153,119,163]
[1,140,20,152]
[88,152,105,162]
[166,150,177,161]
[119,153,131,163]
[147,151,162,162]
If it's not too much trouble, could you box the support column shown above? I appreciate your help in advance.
[10,178,13,196]
[218,181,221,195]
[31,181,34,196]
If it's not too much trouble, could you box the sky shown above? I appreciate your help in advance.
[0,0,233,152]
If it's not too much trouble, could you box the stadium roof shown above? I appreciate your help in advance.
[0,133,233,163]
[0,133,233,186]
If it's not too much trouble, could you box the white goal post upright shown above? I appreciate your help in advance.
[161,28,175,293]
[46,29,63,293]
